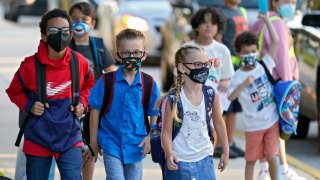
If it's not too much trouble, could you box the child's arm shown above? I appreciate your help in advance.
[161,100,178,170]
[87,109,101,161]
[212,92,229,172]
[260,12,279,60]
[228,76,254,101]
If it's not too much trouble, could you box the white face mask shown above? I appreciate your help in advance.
[240,52,259,67]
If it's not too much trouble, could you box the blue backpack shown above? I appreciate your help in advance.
[150,85,215,167]
[259,61,301,140]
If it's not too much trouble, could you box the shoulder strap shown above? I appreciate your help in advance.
[99,71,115,120]
[258,60,277,85]
[141,72,154,133]
[15,54,46,147]
[258,16,282,57]
[35,54,46,104]
[239,7,248,21]
[89,36,100,70]
[167,90,184,140]
[202,85,215,142]
[70,50,80,106]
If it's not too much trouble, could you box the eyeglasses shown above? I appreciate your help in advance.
[46,27,70,35]
[117,51,145,58]
[183,61,212,69]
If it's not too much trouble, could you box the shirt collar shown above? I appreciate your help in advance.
[115,66,142,85]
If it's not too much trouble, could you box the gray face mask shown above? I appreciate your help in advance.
[240,52,259,67]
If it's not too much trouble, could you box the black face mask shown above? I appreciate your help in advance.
[46,32,71,52]
[184,66,209,84]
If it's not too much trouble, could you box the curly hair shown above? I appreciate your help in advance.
[234,31,259,53]
[39,8,72,35]
[69,2,95,19]
[190,7,225,35]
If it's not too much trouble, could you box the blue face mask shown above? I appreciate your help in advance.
[72,22,90,37]
[279,4,296,22]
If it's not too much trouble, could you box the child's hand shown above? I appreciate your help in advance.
[243,76,255,86]
[218,151,229,172]
[30,101,49,116]
[218,79,230,93]
[166,154,179,170]
[258,12,270,22]
[73,103,84,117]
[83,141,101,168]
[139,135,151,157]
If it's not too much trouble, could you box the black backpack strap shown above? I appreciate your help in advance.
[70,50,80,106]
[258,60,277,85]
[203,85,215,142]
[15,54,46,147]
[141,72,154,134]
[99,71,115,120]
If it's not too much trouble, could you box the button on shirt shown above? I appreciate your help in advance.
[89,67,160,164]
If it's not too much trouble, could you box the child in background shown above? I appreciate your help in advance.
[68,3,116,179]
[183,7,235,158]
[161,45,229,179]
[227,12,279,180]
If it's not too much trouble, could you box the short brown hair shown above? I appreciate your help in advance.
[69,2,95,19]
[234,31,258,53]
[115,29,145,48]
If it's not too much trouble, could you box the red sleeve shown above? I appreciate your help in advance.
[6,58,36,111]
[78,53,95,109]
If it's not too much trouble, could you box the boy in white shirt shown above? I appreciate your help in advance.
[227,13,279,180]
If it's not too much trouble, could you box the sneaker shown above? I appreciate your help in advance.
[281,168,307,180]
[258,170,270,180]
[214,146,238,159]
[230,143,245,157]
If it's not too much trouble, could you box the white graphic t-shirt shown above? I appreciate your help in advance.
[227,54,279,132]
[183,40,234,87]
[172,88,213,162]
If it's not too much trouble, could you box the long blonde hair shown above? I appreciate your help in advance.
[156,45,206,122]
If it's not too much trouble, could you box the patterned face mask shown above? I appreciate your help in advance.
[240,52,258,67]
[121,57,142,71]
[184,66,209,84]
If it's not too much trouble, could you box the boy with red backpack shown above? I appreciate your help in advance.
[85,29,160,179]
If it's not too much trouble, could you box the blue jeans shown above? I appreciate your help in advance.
[26,147,82,180]
[164,155,216,180]
[103,153,142,180]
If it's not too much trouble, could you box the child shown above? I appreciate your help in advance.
[251,1,304,179]
[86,29,160,179]
[6,8,95,179]
[161,45,229,179]
[183,7,236,158]
[227,12,279,180]
[217,0,250,158]
[69,2,116,79]
[68,2,116,179]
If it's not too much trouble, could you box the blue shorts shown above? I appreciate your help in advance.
[164,155,216,180]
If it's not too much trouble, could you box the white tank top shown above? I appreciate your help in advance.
[172,88,213,162]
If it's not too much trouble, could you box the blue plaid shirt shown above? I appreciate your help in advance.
[89,67,160,164]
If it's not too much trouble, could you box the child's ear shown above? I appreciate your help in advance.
[41,34,47,42]
[177,63,186,74]
[113,50,122,63]
[91,20,96,29]
[141,51,148,62]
